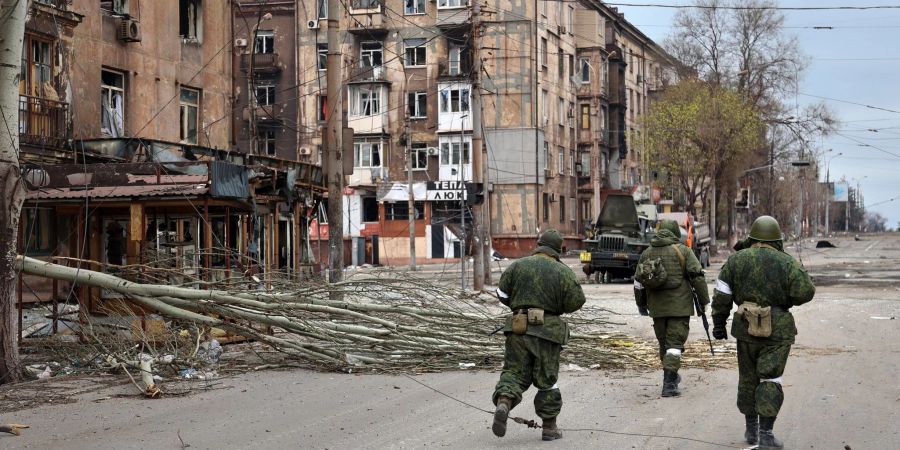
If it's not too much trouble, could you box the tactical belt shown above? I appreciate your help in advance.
[514,308,559,317]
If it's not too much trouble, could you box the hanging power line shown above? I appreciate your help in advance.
[797,92,900,115]
[605,2,900,11]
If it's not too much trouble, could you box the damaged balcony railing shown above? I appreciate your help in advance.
[18,95,70,148]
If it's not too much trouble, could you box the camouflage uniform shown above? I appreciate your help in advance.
[634,221,709,396]
[712,221,815,448]
[492,230,585,440]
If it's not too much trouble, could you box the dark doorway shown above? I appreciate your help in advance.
[432,225,444,258]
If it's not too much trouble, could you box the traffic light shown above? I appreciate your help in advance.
[466,182,484,206]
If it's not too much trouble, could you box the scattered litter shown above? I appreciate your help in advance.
[816,240,837,248]
[179,368,199,379]
[198,340,222,364]
[458,362,476,369]
[870,316,894,320]
[562,363,587,372]
[37,367,52,380]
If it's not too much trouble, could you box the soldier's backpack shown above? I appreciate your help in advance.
[635,244,685,289]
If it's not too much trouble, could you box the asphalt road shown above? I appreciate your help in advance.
[2,235,898,449]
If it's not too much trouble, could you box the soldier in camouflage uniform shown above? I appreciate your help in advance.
[634,219,710,397]
[492,229,586,441]
[712,216,815,449]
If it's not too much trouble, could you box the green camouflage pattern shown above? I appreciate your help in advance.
[713,242,815,419]
[652,317,690,371]
[492,334,562,420]
[712,244,815,343]
[497,247,586,345]
[736,340,790,417]
[634,230,710,318]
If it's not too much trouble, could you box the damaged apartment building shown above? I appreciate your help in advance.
[17,0,323,334]
[280,0,676,261]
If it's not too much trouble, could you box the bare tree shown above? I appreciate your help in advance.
[0,0,29,385]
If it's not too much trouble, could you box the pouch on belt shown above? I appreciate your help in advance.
[737,302,772,337]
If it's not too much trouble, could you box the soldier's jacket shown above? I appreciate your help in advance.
[634,230,710,317]
[497,246,586,345]
[712,243,816,343]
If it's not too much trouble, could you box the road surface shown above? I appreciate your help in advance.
[2,235,898,449]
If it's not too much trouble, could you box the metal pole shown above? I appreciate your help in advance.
[472,0,485,291]
[325,0,344,285]
[406,99,416,270]
[460,117,467,291]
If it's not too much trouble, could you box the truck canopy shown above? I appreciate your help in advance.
[595,194,640,234]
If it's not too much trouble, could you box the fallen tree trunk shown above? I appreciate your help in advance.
[16,256,714,373]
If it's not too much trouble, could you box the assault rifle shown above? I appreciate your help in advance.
[693,289,714,355]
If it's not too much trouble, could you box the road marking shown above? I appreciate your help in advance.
[864,240,881,252]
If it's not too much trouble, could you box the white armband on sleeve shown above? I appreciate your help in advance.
[633,280,644,290]
[715,279,732,295]
[496,288,509,299]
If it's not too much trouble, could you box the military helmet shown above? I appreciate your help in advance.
[657,219,680,236]
[749,215,783,242]
[538,229,564,253]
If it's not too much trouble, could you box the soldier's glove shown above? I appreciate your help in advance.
[638,306,650,317]
[712,324,727,340]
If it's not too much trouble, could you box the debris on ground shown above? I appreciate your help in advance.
[816,240,837,248]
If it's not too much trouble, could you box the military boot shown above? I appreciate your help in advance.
[541,417,563,441]
[661,370,681,397]
[744,414,759,445]
[492,397,512,437]
[758,416,783,449]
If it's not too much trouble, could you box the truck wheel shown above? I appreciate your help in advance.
[603,271,612,284]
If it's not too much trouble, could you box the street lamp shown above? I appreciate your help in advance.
[824,152,842,235]
[846,176,868,232]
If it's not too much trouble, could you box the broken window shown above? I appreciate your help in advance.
[447,44,470,75]
[349,85,381,117]
[408,91,426,118]
[23,37,52,97]
[23,208,52,255]
[104,220,127,267]
[100,0,128,14]
[404,39,426,67]
[411,142,428,170]
[254,30,274,54]
[317,95,327,121]
[179,0,202,42]
[179,87,200,144]
[354,142,382,168]
[361,196,379,222]
[317,43,327,71]
[579,57,591,83]
[360,41,383,67]
[439,140,470,165]
[101,69,125,137]
[439,87,469,113]
[384,202,424,221]
[405,0,425,14]
[254,83,275,106]
[258,127,276,155]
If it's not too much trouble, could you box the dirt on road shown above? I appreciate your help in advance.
[1,235,898,449]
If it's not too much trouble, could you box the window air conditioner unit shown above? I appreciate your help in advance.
[307,20,319,29]
[117,18,142,42]
[234,38,248,48]
[427,147,439,156]
[299,147,313,156]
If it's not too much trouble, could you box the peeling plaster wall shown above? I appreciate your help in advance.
[69,0,233,149]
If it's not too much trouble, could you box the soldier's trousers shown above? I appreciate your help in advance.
[652,317,690,371]
[492,334,562,420]
[736,339,791,417]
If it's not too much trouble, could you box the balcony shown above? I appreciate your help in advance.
[19,95,70,149]
[348,9,388,37]
[240,53,281,74]
[436,7,471,28]
[242,104,283,123]
[437,61,472,80]
[348,65,389,84]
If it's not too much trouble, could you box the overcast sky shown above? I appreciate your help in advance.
[613,0,900,230]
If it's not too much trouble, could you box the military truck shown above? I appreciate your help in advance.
[658,212,711,268]
[580,194,653,282]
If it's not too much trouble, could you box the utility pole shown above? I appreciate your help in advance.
[325,0,344,284]
[0,0,28,385]
[405,104,416,270]
[471,0,484,291]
